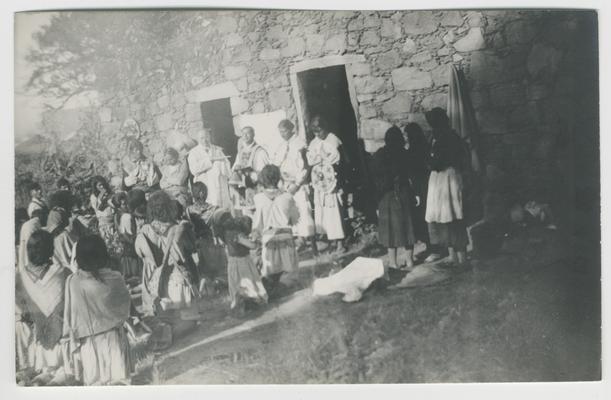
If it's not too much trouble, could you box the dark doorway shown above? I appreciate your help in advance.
[200,98,238,164]
[297,65,376,220]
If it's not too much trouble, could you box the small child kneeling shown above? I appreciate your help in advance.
[217,212,268,312]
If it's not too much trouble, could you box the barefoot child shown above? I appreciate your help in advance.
[252,165,300,291]
[217,213,267,311]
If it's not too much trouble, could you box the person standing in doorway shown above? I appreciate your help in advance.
[272,119,316,254]
[307,115,346,253]
[187,123,232,210]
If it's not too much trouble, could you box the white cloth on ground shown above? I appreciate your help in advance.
[312,257,384,302]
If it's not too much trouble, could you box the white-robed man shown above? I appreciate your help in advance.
[230,126,270,215]
[187,124,232,209]
[272,119,316,253]
[307,115,346,253]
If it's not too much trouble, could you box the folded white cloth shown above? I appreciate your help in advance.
[312,257,384,302]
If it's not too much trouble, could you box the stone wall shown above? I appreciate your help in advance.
[61,9,596,206]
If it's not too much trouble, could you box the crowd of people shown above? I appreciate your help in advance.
[14,106,471,385]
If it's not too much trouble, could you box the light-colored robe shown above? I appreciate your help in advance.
[272,134,314,237]
[307,133,345,240]
[188,144,232,209]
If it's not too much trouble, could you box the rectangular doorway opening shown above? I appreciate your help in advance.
[200,97,238,164]
[296,64,377,220]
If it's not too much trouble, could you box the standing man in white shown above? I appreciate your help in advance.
[307,115,346,253]
[272,119,317,254]
[187,123,232,210]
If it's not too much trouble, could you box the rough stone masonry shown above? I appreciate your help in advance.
[46,9,597,208]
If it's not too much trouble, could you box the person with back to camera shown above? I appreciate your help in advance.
[63,235,133,385]
[252,164,300,294]
[423,107,469,267]
[404,122,444,263]
[216,212,268,313]
[373,126,418,270]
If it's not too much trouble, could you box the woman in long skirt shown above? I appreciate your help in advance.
[373,126,417,269]
[424,107,469,266]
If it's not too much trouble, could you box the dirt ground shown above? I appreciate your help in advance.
[132,226,600,384]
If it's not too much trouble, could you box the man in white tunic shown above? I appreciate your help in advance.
[187,125,232,209]
[230,126,270,215]
[307,115,346,252]
[272,119,316,252]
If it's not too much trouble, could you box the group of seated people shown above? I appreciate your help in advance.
[14,106,472,385]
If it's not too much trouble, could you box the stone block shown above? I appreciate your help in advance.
[454,28,486,52]
[437,47,451,56]
[382,93,412,115]
[357,93,375,102]
[443,30,457,45]
[391,67,433,91]
[441,11,464,27]
[230,97,249,115]
[251,102,265,114]
[185,103,202,123]
[347,17,364,32]
[269,89,292,110]
[466,12,485,28]
[155,113,174,131]
[359,103,378,118]
[350,62,371,76]
[401,11,438,35]
[324,34,347,53]
[157,95,170,110]
[234,77,248,92]
[360,30,381,47]
[363,12,381,28]
[217,16,238,34]
[421,92,447,110]
[354,76,387,94]
[431,64,451,87]
[99,108,112,123]
[360,118,392,140]
[224,65,247,80]
[225,33,243,47]
[281,37,306,57]
[381,19,402,39]
[420,35,444,49]
[410,51,432,63]
[266,25,285,41]
[402,38,417,53]
[306,34,325,54]
[376,50,402,71]
[260,48,281,60]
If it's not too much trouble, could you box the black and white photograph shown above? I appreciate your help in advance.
[10,3,602,389]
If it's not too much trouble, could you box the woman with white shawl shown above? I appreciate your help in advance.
[16,230,72,385]
[63,235,132,385]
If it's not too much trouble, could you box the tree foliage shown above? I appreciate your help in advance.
[26,11,203,110]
